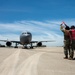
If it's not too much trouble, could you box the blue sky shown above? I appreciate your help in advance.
[0,0,75,46]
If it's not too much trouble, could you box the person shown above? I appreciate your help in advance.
[60,22,70,59]
[68,25,75,60]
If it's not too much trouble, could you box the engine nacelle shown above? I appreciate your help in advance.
[6,41,12,47]
[37,42,42,47]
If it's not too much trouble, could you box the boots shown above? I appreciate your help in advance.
[64,56,68,59]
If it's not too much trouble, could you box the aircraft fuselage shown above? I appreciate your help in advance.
[20,32,32,45]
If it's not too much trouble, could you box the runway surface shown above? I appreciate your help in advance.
[0,47,75,75]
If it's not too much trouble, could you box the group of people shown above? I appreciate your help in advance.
[60,22,75,60]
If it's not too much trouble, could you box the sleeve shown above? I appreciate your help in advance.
[60,24,65,32]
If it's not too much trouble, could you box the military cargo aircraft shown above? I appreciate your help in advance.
[0,32,54,49]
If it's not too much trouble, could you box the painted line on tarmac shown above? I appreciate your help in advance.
[17,52,45,75]
[0,49,21,75]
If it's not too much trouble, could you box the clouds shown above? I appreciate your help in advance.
[0,20,64,46]
[0,20,59,33]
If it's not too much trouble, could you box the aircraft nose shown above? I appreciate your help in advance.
[21,32,31,36]
[22,33,29,36]
[25,34,29,36]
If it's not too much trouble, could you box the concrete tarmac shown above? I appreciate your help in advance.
[0,47,75,75]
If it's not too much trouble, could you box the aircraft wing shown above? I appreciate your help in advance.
[29,40,55,47]
[0,40,8,42]
[30,40,55,43]
[0,40,20,43]
[11,41,20,44]
[0,40,21,48]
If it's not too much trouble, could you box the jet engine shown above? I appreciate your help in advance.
[6,41,12,47]
[37,42,42,47]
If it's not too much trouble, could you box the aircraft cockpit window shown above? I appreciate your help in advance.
[22,32,30,34]
[27,32,30,34]
[22,33,25,34]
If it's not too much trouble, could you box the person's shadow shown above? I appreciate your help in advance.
[73,58,75,60]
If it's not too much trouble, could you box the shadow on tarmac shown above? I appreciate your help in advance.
[73,58,75,60]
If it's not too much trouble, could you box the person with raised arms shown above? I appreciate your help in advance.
[60,22,70,59]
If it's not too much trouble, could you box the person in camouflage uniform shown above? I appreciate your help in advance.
[60,22,70,59]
